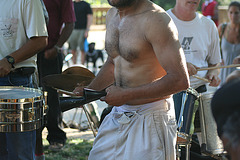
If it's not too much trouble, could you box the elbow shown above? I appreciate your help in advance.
[39,37,48,50]
[177,74,190,92]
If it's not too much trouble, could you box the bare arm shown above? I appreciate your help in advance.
[56,22,74,47]
[206,63,221,86]
[141,12,189,98]
[85,14,93,38]
[73,56,115,95]
[44,22,74,59]
[0,36,48,77]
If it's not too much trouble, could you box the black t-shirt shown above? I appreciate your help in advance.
[74,1,93,29]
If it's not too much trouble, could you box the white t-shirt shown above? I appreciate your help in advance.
[0,0,48,68]
[167,10,221,89]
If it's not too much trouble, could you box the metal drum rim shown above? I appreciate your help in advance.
[0,86,43,103]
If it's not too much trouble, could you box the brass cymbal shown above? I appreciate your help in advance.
[42,74,94,92]
[62,66,95,78]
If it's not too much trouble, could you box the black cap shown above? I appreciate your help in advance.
[211,78,240,137]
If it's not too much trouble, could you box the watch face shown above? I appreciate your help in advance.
[8,57,14,63]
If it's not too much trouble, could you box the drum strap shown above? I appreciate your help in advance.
[178,91,187,129]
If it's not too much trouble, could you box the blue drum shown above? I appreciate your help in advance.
[173,87,200,136]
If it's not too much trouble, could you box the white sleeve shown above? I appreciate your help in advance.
[24,0,48,38]
[207,23,221,65]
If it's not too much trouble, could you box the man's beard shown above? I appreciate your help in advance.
[107,0,136,8]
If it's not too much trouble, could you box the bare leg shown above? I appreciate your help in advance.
[81,50,86,65]
[71,50,77,64]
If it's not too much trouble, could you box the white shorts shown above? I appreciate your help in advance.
[88,98,177,160]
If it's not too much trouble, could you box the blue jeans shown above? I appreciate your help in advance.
[0,72,36,160]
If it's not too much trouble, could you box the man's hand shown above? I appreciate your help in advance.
[187,62,199,76]
[100,85,129,106]
[44,47,58,59]
[72,83,86,96]
[0,58,12,77]
[206,73,221,87]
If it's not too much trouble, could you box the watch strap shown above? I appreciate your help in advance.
[5,55,15,68]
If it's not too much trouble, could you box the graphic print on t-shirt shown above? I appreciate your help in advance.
[181,37,197,54]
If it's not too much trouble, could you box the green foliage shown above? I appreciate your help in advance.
[43,138,93,160]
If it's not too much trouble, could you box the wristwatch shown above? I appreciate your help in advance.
[5,55,15,68]
[54,45,62,53]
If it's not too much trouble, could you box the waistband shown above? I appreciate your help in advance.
[10,67,35,76]
[115,98,174,115]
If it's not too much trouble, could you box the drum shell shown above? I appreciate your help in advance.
[0,86,45,132]
[199,92,224,155]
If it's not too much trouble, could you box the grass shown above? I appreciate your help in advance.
[43,138,93,160]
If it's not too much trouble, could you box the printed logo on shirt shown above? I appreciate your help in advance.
[181,37,197,54]
[0,19,18,39]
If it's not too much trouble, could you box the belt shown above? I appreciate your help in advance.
[195,85,207,93]
[10,67,35,76]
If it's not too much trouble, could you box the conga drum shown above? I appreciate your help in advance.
[0,86,46,132]
[199,92,224,156]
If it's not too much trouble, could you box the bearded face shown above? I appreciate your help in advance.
[107,0,136,8]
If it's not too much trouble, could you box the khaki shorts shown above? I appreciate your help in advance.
[88,98,177,160]
[68,29,85,50]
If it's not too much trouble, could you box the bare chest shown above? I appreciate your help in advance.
[105,17,149,62]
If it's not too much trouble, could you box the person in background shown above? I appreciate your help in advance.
[218,1,240,86]
[211,78,240,160]
[202,0,219,26]
[73,0,190,159]
[68,0,93,65]
[167,0,221,159]
[0,0,48,159]
[36,0,75,156]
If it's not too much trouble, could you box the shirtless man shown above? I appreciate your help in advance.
[73,0,189,159]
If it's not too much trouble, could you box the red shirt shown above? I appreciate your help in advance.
[202,0,218,26]
[43,0,76,49]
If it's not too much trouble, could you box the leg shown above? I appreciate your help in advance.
[80,50,86,65]
[7,131,36,160]
[35,128,44,159]
[37,51,66,151]
[0,133,7,160]
[71,49,78,64]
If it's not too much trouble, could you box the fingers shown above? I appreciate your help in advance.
[208,75,221,87]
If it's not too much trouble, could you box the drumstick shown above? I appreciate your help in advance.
[192,75,211,83]
[197,64,240,71]
[55,88,77,96]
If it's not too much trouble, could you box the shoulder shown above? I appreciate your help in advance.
[142,5,172,27]
[198,13,216,27]
[218,22,228,34]
[106,7,118,22]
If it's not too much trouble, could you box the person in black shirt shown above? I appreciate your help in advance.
[68,0,93,65]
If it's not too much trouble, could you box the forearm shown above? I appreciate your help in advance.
[86,14,93,31]
[56,22,74,47]
[10,36,48,64]
[207,63,221,76]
